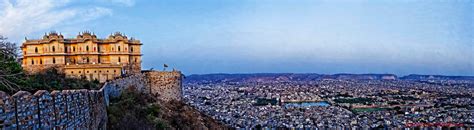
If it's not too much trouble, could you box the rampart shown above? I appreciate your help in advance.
[0,89,107,129]
[145,70,183,101]
[0,70,182,129]
[103,70,183,102]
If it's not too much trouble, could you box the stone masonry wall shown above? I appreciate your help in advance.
[104,70,183,102]
[103,73,147,98]
[0,89,107,129]
[144,70,183,102]
[0,70,182,129]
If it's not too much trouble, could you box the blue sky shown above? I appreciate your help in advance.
[0,0,473,76]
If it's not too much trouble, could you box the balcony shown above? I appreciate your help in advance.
[64,63,123,69]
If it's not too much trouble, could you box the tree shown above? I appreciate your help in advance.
[0,35,100,94]
[0,35,24,92]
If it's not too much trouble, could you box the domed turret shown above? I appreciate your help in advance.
[43,33,49,39]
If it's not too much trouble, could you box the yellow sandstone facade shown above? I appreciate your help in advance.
[21,31,142,83]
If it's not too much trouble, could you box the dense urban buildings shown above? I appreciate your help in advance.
[184,74,474,129]
[20,31,142,82]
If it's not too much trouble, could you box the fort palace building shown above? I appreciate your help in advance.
[21,31,142,83]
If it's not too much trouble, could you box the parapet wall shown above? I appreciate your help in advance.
[104,70,183,102]
[0,89,107,129]
[103,73,148,98]
[0,70,182,129]
[145,70,183,101]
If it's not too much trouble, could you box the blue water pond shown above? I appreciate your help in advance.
[284,101,330,108]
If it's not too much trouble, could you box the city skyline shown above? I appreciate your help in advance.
[0,0,473,76]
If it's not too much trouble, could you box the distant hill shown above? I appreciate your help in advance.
[184,73,397,83]
[324,73,397,80]
[184,73,474,83]
[400,74,474,80]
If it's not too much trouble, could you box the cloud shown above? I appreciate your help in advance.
[65,7,113,25]
[102,0,135,7]
[0,0,114,39]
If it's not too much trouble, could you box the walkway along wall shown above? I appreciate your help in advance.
[0,70,182,129]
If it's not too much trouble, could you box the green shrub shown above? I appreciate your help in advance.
[107,88,168,129]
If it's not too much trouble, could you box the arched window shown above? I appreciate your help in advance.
[52,46,55,52]
[130,47,133,52]
[118,57,121,62]
[134,58,137,63]
[86,46,89,51]
[93,47,96,51]
[53,57,56,64]
[73,47,76,52]
[87,57,90,63]
[64,46,67,53]
[31,59,34,65]
[118,46,121,51]
[40,59,42,64]
[35,47,38,53]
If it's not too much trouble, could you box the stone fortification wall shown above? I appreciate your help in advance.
[103,73,147,98]
[0,89,107,129]
[144,70,183,101]
[0,70,182,129]
[103,70,183,102]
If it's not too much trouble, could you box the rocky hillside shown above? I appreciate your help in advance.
[107,88,227,129]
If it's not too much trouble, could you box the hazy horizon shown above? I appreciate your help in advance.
[1,0,472,76]
[184,72,474,77]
